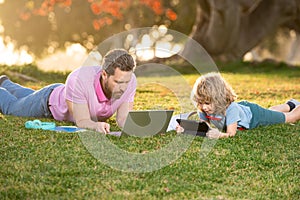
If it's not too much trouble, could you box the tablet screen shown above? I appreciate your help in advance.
[176,119,209,136]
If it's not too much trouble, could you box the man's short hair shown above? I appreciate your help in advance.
[102,49,136,75]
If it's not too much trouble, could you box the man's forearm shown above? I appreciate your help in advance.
[76,119,98,130]
[116,116,127,128]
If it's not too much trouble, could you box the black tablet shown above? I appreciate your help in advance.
[176,119,209,137]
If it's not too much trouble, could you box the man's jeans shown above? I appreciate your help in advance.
[0,79,62,118]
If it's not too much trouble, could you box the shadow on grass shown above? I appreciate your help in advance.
[161,60,300,76]
[0,64,69,85]
[218,60,300,76]
[136,89,158,94]
[1,60,299,82]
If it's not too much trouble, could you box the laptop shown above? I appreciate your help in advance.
[176,119,209,137]
[110,110,174,137]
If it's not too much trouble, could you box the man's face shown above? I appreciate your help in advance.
[102,67,133,99]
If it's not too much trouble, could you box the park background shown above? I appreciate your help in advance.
[0,0,299,199]
[0,0,300,69]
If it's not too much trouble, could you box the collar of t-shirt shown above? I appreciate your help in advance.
[205,115,222,120]
[94,71,109,102]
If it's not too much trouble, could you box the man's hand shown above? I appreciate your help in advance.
[66,100,111,134]
[96,122,110,134]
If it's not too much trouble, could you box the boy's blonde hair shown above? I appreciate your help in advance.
[192,72,237,114]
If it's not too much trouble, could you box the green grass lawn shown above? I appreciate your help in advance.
[0,62,299,199]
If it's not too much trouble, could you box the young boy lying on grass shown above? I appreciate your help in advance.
[176,72,300,139]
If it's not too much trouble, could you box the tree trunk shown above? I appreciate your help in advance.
[286,32,300,64]
[185,0,300,61]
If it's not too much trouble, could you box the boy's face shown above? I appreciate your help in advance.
[198,102,215,114]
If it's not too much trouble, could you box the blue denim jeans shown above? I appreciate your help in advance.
[0,79,62,118]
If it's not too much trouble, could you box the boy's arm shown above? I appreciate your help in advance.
[206,122,238,138]
[224,122,238,137]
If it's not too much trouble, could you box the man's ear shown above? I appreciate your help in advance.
[102,70,108,80]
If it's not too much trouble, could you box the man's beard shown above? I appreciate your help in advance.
[104,80,112,99]
[104,81,123,99]
[112,91,123,99]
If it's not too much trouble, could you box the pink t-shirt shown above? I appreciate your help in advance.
[48,66,136,122]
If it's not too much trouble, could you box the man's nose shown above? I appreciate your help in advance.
[119,83,127,91]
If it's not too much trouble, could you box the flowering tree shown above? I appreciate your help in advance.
[0,0,299,61]
[0,0,178,56]
[18,0,177,30]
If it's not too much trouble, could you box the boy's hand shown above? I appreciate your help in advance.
[206,128,231,138]
[175,124,184,133]
[206,128,221,139]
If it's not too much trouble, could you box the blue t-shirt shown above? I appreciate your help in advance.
[198,102,252,130]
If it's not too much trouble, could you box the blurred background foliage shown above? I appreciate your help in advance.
[0,0,299,67]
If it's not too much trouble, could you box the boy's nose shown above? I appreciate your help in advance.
[202,104,207,109]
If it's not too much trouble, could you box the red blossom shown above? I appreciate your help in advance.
[140,0,163,15]
[34,8,48,16]
[152,0,163,15]
[61,0,72,7]
[93,19,100,30]
[91,3,101,15]
[166,8,177,21]
[19,12,31,21]
[93,17,114,30]
[18,0,177,29]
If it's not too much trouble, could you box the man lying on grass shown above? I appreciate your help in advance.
[0,49,136,134]
[176,72,300,139]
